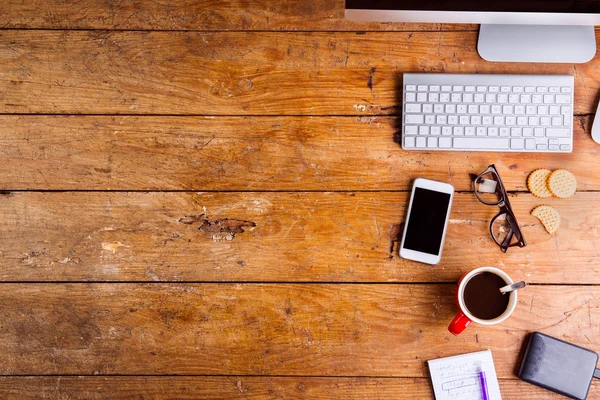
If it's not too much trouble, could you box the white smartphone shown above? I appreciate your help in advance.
[400,178,454,265]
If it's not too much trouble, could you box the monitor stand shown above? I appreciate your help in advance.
[478,24,596,63]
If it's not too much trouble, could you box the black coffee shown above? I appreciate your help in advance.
[464,272,510,320]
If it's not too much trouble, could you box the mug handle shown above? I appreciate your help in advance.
[448,311,471,336]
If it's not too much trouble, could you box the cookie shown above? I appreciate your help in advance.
[531,205,560,234]
[527,169,553,198]
[547,169,577,199]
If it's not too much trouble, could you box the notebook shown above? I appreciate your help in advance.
[428,349,502,400]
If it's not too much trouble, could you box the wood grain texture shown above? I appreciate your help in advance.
[0,115,597,191]
[1,192,599,283]
[2,30,599,115]
[0,376,593,399]
[0,283,598,376]
[0,0,467,31]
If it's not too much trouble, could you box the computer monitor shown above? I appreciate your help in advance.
[345,0,600,63]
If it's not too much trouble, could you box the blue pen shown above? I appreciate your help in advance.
[479,370,489,400]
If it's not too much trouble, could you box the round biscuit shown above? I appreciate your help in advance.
[547,169,577,199]
[531,205,560,234]
[527,169,552,198]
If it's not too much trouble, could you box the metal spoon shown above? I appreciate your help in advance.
[499,281,527,294]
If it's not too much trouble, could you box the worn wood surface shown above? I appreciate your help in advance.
[0,0,470,31]
[2,1,600,398]
[0,284,597,376]
[0,115,597,191]
[2,192,599,283]
[0,376,595,399]
[2,30,600,115]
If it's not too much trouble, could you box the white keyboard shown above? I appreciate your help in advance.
[402,74,574,152]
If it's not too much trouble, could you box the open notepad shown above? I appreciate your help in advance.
[428,350,502,400]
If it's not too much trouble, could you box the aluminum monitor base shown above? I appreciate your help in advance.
[478,24,596,63]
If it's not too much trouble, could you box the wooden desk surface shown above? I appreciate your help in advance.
[1,1,599,398]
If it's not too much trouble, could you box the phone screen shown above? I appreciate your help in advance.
[404,187,451,255]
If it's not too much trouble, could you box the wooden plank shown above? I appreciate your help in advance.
[0,0,469,31]
[0,283,598,376]
[0,115,596,191]
[1,31,598,115]
[0,376,594,399]
[1,192,599,283]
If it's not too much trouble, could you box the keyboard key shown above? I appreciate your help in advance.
[555,95,571,104]
[482,116,493,125]
[488,127,499,136]
[406,85,417,91]
[437,115,448,124]
[501,86,511,92]
[549,87,560,93]
[406,104,421,113]
[491,105,502,114]
[534,128,544,137]
[523,128,533,137]
[431,126,441,135]
[425,115,435,124]
[551,117,562,126]
[406,115,424,124]
[477,127,487,136]
[537,144,548,150]
[541,117,551,126]
[529,117,540,126]
[560,144,571,151]
[417,93,427,102]
[525,86,536,93]
[494,116,505,125]
[511,128,522,137]
[561,87,572,93]
[448,116,459,124]
[405,126,418,135]
[434,104,445,113]
[549,138,559,145]
[454,138,509,149]
[485,94,496,103]
[454,127,464,136]
[445,104,456,113]
[477,86,487,92]
[520,94,531,104]
[538,106,549,115]
[423,104,433,113]
[468,104,479,114]
[543,94,555,104]
[428,93,439,102]
[452,86,464,92]
[536,87,548,93]
[489,86,499,92]
[561,106,571,116]
[430,85,440,91]
[480,105,491,114]
[451,93,462,102]
[406,93,416,102]
[497,94,508,103]
[465,127,476,136]
[404,137,415,148]
[441,85,452,92]
[549,144,560,150]
[526,139,535,150]
[459,115,470,125]
[546,128,570,138]
[471,116,482,125]
[526,105,536,115]
[505,116,516,126]
[513,86,523,93]
[439,137,452,148]
[463,93,474,102]
[427,137,438,148]
[417,85,428,91]
[517,117,528,126]
[549,106,560,115]
[457,104,467,114]
[511,138,524,149]
[499,127,510,137]
[419,126,430,135]
[416,137,426,148]
[508,94,519,104]
[442,127,452,136]
[514,105,525,115]
[465,86,476,92]
[502,105,513,114]
[532,95,543,104]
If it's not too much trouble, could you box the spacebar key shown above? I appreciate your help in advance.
[453,138,509,150]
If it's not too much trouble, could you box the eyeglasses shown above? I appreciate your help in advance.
[472,164,526,253]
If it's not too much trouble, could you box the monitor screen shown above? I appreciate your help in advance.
[346,0,600,13]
